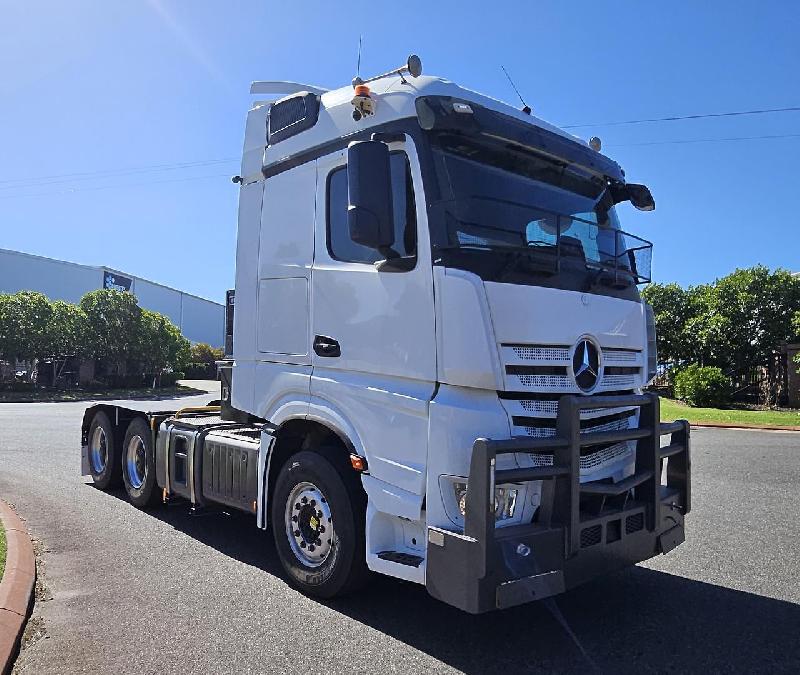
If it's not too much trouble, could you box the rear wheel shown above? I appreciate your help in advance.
[122,417,160,508]
[272,450,368,598]
[88,411,121,490]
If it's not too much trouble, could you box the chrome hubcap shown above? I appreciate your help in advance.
[125,435,147,489]
[89,426,108,474]
[284,481,335,567]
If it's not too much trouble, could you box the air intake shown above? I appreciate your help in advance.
[268,92,320,144]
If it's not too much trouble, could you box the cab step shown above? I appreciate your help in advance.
[377,551,424,567]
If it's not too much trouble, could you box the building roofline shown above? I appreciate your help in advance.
[0,246,223,307]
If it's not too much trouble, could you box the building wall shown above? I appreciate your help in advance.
[0,248,224,346]
[0,248,99,303]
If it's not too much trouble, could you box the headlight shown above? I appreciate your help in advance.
[452,481,519,522]
[645,303,657,383]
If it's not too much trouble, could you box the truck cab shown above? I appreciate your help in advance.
[82,57,690,613]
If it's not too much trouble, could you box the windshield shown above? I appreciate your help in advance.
[428,133,652,293]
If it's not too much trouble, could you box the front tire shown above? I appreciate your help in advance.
[122,417,160,508]
[88,411,121,490]
[271,450,368,598]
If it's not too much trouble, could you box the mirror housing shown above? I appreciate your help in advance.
[347,140,395,250]
[626,183,655,211]
[610,182,655,212]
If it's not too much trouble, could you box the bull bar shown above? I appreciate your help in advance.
[425,393,690,613]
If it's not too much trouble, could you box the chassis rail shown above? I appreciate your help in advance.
[426,393,690,613]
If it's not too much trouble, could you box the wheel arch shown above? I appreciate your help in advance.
[266,415,362,528]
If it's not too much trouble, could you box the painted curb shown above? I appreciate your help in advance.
[688,422,800,432]
[0,500,35,675]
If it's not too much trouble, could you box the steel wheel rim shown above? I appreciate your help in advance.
[125,435,147,489]
[89,426,108,474]
[284,481,335,568]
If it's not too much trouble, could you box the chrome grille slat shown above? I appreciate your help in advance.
[513,413,633,438]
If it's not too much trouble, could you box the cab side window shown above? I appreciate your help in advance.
[327,153,417,264]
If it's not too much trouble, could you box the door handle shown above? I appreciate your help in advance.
[313,335,341,358]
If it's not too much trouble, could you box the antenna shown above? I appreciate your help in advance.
[501,65,531,115]
[353,54,422,88]
[356,35,363,80]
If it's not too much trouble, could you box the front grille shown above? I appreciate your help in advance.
[501,343,643,393]
[626,512,644,534]
[580,525,602,548]
[512,345,570,362]
[498,342,644,477]
[526,441,632,471]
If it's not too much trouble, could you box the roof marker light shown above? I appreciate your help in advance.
[589,136,602,151]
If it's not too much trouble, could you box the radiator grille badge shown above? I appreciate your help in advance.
[573,339,600,392]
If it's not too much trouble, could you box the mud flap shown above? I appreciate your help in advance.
[81,444,90,476]
[256,427,276,530]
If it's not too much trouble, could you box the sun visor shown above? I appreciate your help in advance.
[415,95,624,183]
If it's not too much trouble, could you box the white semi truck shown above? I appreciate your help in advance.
[80,56,690,613]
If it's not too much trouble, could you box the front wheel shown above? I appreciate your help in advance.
[271,450,368,598]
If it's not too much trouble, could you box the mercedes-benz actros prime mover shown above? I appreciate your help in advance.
[80,55,690,613]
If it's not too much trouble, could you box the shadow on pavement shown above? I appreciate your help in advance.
[106,489,800,674]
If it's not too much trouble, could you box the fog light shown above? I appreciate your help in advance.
[453,482,519,522]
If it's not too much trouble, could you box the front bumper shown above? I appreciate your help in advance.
[425,393,690,613]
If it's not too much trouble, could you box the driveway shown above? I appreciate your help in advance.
[0,396,798,673]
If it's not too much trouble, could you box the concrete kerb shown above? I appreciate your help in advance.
[0,500,35,675]
[688,422,800,432]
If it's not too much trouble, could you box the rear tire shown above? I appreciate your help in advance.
[88,411,121,490]
[272,450,368,598]
[122,417,160,508]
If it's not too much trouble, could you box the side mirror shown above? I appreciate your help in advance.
[347,140,394,250]
[626,183,655,212]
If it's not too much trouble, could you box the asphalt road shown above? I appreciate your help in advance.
[1,391,799,674]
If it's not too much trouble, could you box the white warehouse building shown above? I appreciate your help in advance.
[0,247,224,347]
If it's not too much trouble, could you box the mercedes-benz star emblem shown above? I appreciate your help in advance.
[573,339,600,392]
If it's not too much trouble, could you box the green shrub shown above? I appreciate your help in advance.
[183,362,216,379]
[160,371,185,387]
[673,365,732,407]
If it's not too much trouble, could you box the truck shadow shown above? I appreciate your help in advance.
[110,491,800,674]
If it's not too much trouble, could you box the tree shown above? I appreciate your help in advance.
[190,342,223,366]
[46,300,88,359]
[135,309,191,377]
[79,289,141,372]
[641,283,697,366]
[0,291,53,363]
[644,267,800,381]
[710,266,800,377]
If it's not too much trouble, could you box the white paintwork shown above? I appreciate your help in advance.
[230,69,651,587]
[310,138,436,500]
[484,282,646,353]
[257,278,309,355]
[433,267,504,390]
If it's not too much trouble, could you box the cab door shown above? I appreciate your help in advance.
[310,139,436,496]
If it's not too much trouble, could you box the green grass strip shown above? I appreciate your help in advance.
[661,397,800,428]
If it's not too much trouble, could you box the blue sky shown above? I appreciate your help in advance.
[1,1,798,302]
